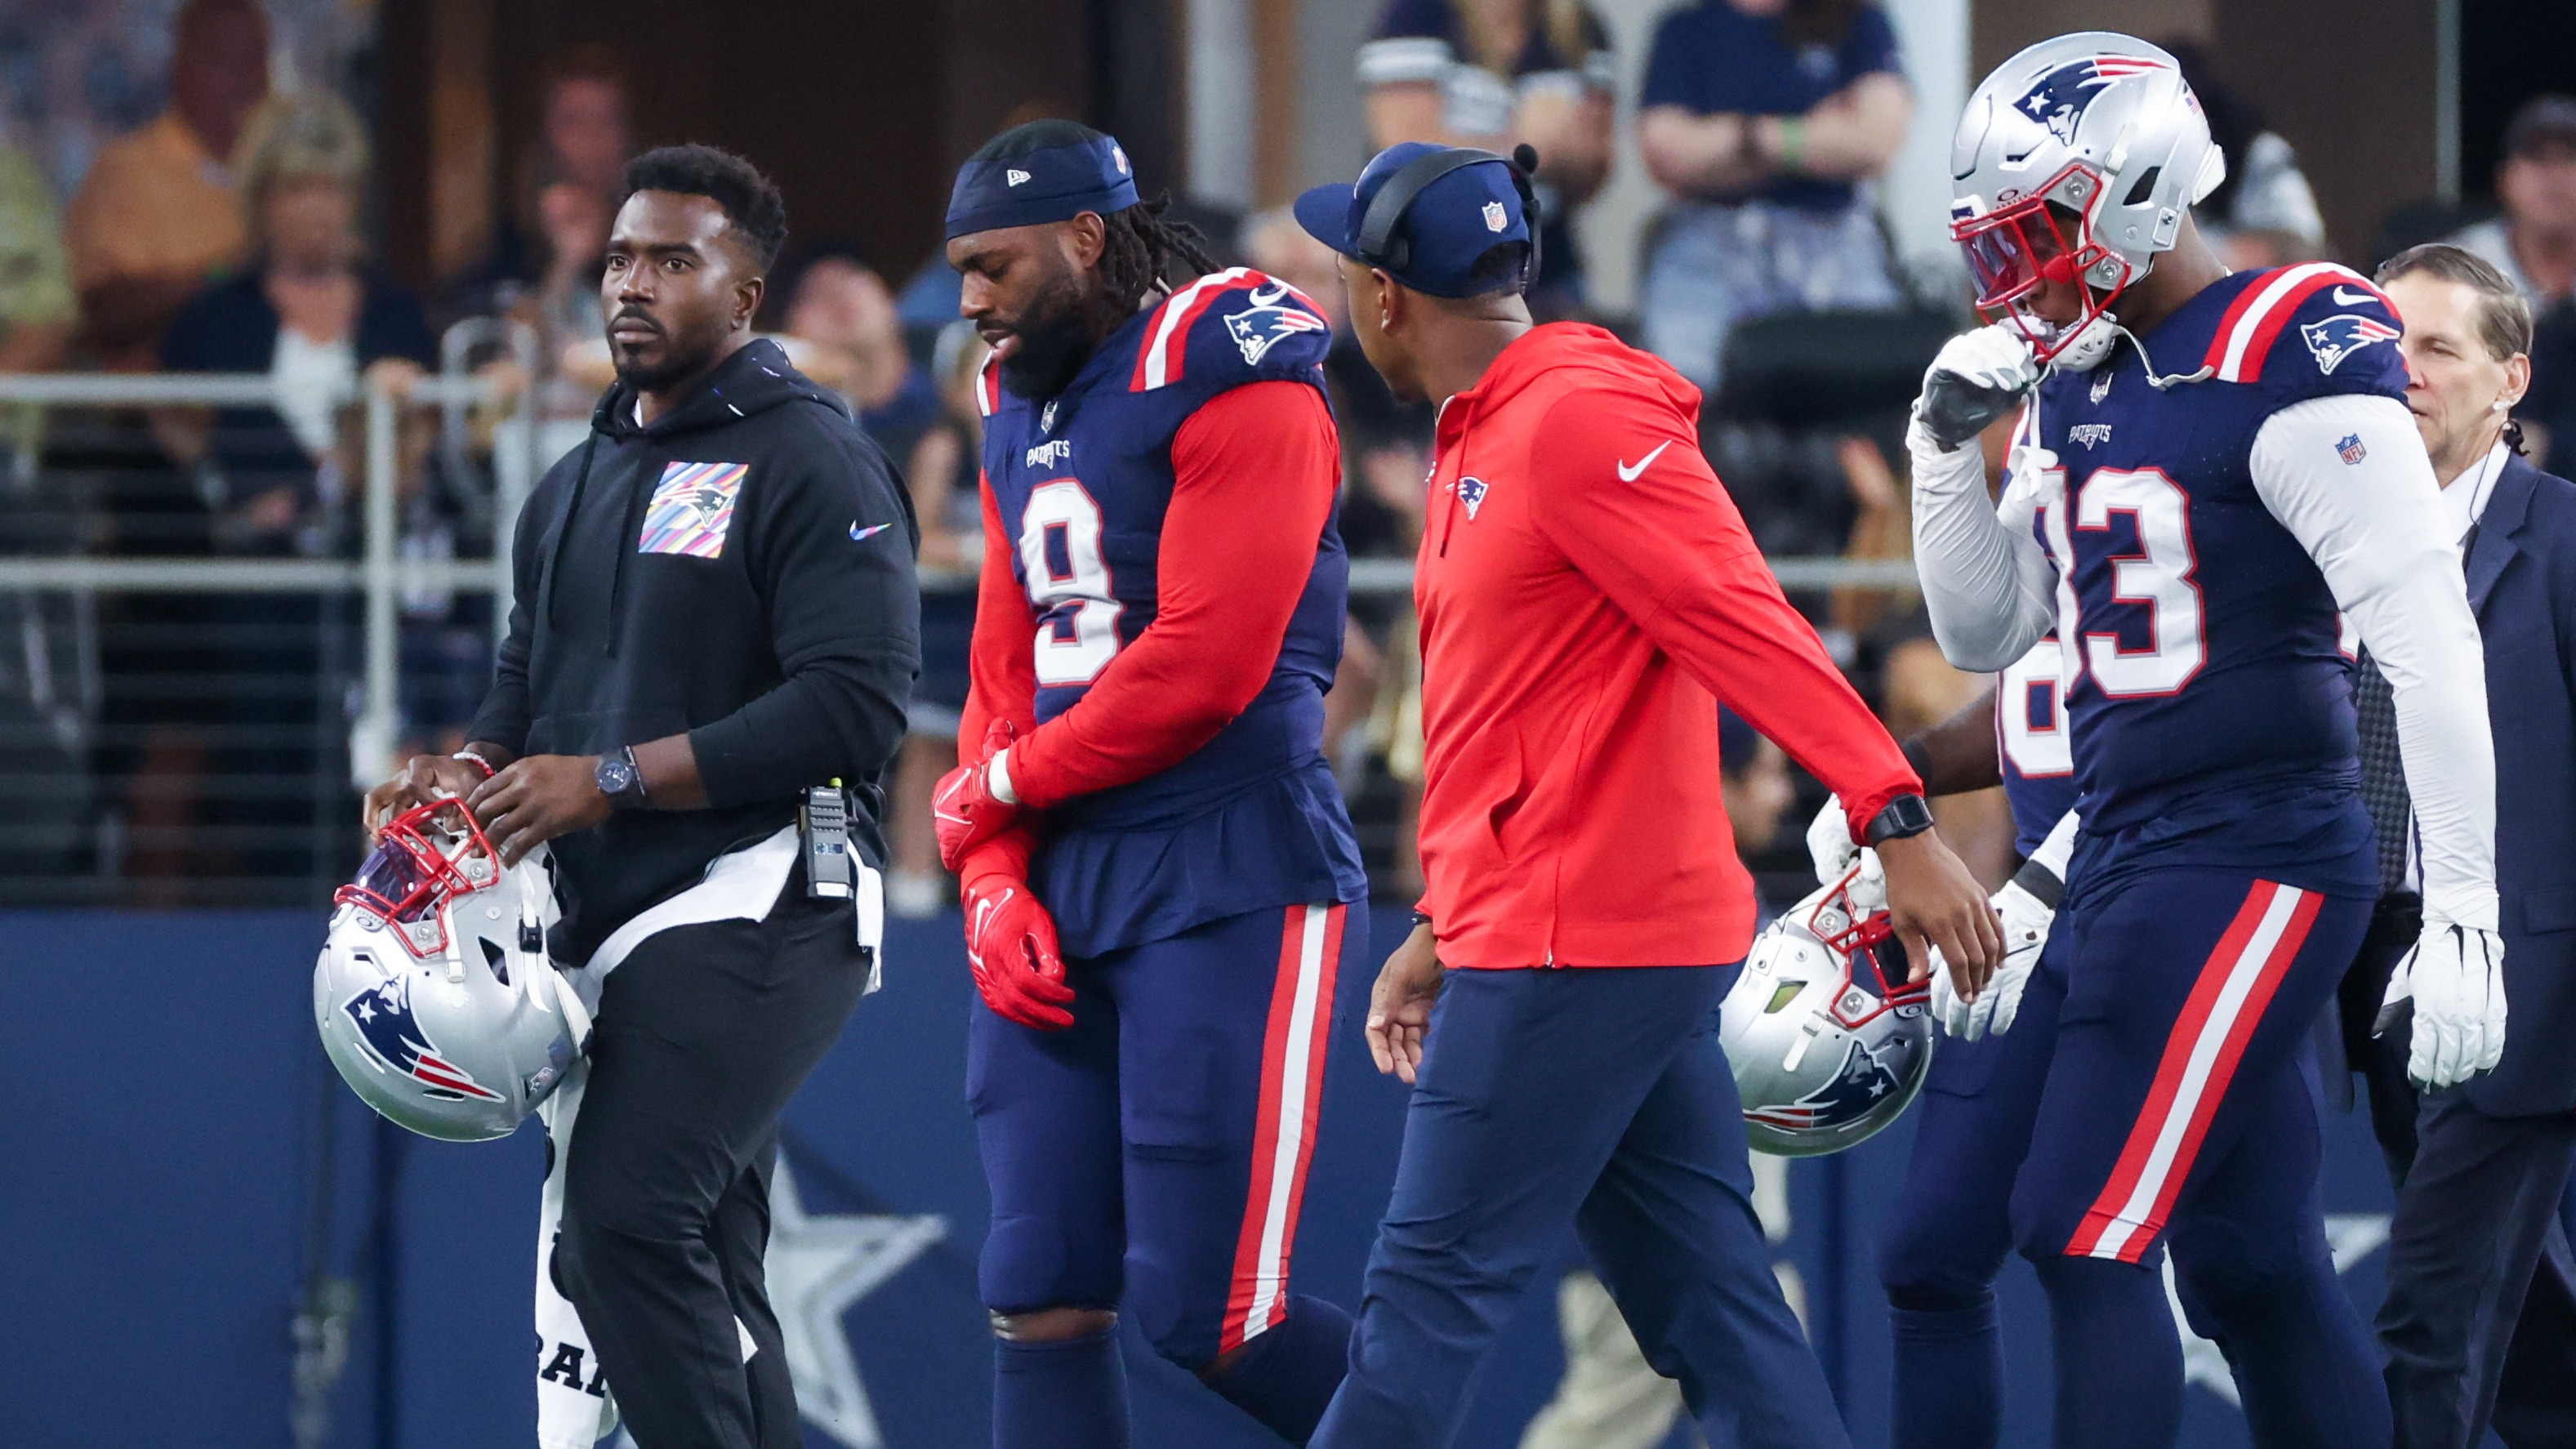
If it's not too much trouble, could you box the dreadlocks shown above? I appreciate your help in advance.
[1095,194,1223,321]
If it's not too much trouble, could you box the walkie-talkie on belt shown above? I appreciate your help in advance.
[800,782,853,899]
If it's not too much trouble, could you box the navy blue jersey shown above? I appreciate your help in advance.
[977,268,1366,952]
[1996,635,2077,858]
[2028,264,2404,889]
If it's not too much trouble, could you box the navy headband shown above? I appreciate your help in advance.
[945,133,1141,239]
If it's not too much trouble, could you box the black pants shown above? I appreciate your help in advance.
[554,885,871,1449]
[2340,894,2576,1449]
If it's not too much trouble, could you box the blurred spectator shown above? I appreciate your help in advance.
[2447,95,2576,309]
[884,321,987,918]
[519,172,615,464]
[1634,0,1910,390]
[781,243,942,467]
[157,91,435,881]
[63,0,267,370]
[2162,39,2326,271]
[0,118,74,377]
[1358,0,1615,313]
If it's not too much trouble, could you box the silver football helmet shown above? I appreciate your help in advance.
[1949,33,2223,369]
[1720,863,1934,1157]
[316,800,591,1142]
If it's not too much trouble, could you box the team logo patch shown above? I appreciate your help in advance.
[1040,400,1058,432]
[341,973,503,1102]
[1482,200,1509,233]
[2338,432,2368,466]
[1005,168,1032,187]
[2011,55,2166,150]
[1224,301,1327,367]
[2090,369,2115,403]
[638,461,748,558]
[1454,476,1489,519]
[2301,314,2399,376]
[2069,422,2113,448]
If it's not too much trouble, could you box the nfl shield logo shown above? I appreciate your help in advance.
[2337,433,2367,466]
[1482,201,1508,233]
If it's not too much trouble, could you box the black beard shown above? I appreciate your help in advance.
[996,279,1099,401]
[613,341,718,398]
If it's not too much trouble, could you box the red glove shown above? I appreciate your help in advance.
[961,869,1075,1031]
[934,720,1024,874]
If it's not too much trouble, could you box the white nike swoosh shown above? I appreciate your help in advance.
[1616,440,1675,482]
[2332,287,2376,305]
[1248,282,1290,307]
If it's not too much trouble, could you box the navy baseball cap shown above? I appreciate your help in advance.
[1293,142,1533,299]
[946,120,1141,241]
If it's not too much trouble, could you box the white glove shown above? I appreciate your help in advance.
[1930,878,2052,1040]
[1807,795,1860,886]
[1914,324,2043,453]
[2382,918,2507,1091]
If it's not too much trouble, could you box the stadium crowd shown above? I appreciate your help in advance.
[0,0,2569,936]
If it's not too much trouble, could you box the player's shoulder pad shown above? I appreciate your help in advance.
[1127,267,1332,395]
[2199,262,2404,393]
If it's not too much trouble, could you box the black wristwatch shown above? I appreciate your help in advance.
[595,747,650,810]
[1863,792,1936,845]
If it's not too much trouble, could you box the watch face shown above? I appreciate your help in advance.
[597,757,634,795]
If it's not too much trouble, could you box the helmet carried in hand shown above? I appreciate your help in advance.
[315,800,591,1142]
[1719,864,1934,1157]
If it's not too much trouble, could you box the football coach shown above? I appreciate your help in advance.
[364,145,919,1447]
[1292,142,1999,1449]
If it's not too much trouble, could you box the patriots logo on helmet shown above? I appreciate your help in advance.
[341,973,504,1102]
[2301,314,2400,376]
[1225,301,1327,368]
[1745,1035,1907,1133]
[2011,56,2168,148]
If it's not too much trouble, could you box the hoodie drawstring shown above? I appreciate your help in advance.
[535,428,604,648]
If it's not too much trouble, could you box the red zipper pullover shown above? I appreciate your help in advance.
[1415,323,1919,970]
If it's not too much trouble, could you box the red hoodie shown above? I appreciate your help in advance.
[1415,323,1919,970]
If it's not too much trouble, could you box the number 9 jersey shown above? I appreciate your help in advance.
[2024,263,2411,890]
[968,267,1366,955]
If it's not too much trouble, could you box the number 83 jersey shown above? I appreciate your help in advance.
[972,268,1365,952]
[2024,264,2407,885]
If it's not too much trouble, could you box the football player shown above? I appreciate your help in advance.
[1905,33,2501,1449]
[931,122,1370,1449]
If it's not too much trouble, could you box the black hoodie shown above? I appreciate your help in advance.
[468,338,920,962]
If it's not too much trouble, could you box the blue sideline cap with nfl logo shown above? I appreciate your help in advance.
[1293,142,1533,299]
[946,119,1142,240]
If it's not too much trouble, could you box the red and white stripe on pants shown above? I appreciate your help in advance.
[2066,880,2324,1263]
[1219,902,1346,1350]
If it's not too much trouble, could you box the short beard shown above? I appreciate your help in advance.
[613,339,719,398]
[997,265,1102,401]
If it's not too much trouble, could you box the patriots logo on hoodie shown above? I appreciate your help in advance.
[342,973,503,1102]
[1225,292,1328,368]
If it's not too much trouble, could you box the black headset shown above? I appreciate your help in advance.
[1353,143,1544,287]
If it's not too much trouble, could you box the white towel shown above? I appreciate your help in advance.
[536,1062,621,1449]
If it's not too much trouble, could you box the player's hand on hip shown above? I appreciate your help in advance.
[363,754,486,835]
[468,755,613,867]
[1931,876,2051,1039]
[934,720,1024,874]
[1367,921,1444,1084]
[1914,323,2041,453]
[1876,830,2002,996]
[1806,794,1861,886]
[962,870,1075,1031]
[2386,919,2507,1091]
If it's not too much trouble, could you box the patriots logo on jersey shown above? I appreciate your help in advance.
[341,973,504,1102]
[1454,476,1489,519]
[2300,314,2400,376]
[1224,299,1327,368]
[2011,56,2167,149]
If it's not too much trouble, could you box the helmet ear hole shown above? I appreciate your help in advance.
[479,937,510,986]
[2120,164,2162,207]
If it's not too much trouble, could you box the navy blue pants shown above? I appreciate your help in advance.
[2010,867,2385,1449]
[1311,965,1845,1449]
[969,902,1359,1365]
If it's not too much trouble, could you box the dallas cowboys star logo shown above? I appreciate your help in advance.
[607,1159,944,1449]
[2167,1213,2388,1408]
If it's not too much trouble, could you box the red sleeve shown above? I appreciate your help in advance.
[957,470,1040,755]
[1005,381,1338,809]
[1530,386,1920,841]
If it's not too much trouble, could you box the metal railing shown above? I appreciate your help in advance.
[0,367,1927,903]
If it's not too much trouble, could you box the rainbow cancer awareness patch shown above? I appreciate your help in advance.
[637,461,749,559]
